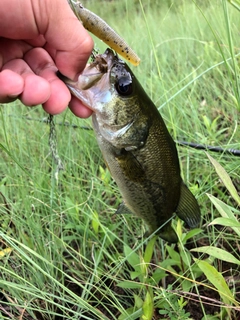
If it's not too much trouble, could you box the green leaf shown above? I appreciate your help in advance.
[143,236,157,264]
[142,289,154,320]
[209,217,240,228]
[124,245,140,271]
[91,211,100,235]
[191,246,240,265]
[181,279,194,292]
[180,249,192,267]
[182,228,203,243]
[130,271,142,280]
[151,268,167,283]
[134,294,143,309]
[207,194,240,236]
[207,153,240,205]
[166,245,180,263]
[161,258,181,268]
[117,281,143,289]
[194,259,236,306]
[118,307,142,320]
[65,196,79,216]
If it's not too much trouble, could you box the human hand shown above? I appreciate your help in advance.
[0,0,94,118]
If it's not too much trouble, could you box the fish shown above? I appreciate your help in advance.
[59,48,201,243]
[68,1,140,66]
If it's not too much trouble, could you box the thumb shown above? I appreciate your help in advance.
[36,0,94,80]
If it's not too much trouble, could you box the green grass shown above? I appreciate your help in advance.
[0,0,240,319]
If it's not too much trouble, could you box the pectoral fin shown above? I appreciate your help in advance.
[176,181,201,228]
[115,202,133,214]
[115,150,145,182]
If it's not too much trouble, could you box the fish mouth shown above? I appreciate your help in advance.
[58,49,120,110]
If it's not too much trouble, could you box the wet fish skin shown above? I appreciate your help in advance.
[60,49,201,242]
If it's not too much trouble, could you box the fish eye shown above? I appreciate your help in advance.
[115,76,133,96]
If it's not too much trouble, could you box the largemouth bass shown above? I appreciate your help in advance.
[59,48,201,243]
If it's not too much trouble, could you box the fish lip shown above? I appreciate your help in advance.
[57,71,92,109]
[58,48,126,111]
[58,49,118,108]
[101,48,120,68]
[58,48,121,89]
[57,71,69,83]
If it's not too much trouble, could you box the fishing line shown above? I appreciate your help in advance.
[9,115,92,130]
[176,140,240,157]
[8,115,240,157]
[47,114,64,181]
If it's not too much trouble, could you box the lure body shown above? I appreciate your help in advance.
[69,2,141,66]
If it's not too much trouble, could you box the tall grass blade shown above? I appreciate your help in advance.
[207,194,240,237]
[194,259,237,306]
[191,246,240,265]
[207,153,240,206]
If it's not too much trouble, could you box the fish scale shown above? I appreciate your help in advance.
[59,48,201,243]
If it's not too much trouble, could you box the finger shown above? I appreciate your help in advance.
[0,0,93,80]
[42,76,71,115]
[0,38,33,67]
[21,74,51,106]
[24,47,72,114]
[0,69,24,103]
[0,0,40,39]
[34,0,94,80]
[25,47,93,116]
[69,95,93,118]
[2,59,51,106]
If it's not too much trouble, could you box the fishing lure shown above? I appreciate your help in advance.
[68,1,141,66]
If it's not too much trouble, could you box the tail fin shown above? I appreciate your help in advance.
[176,181,201,228]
